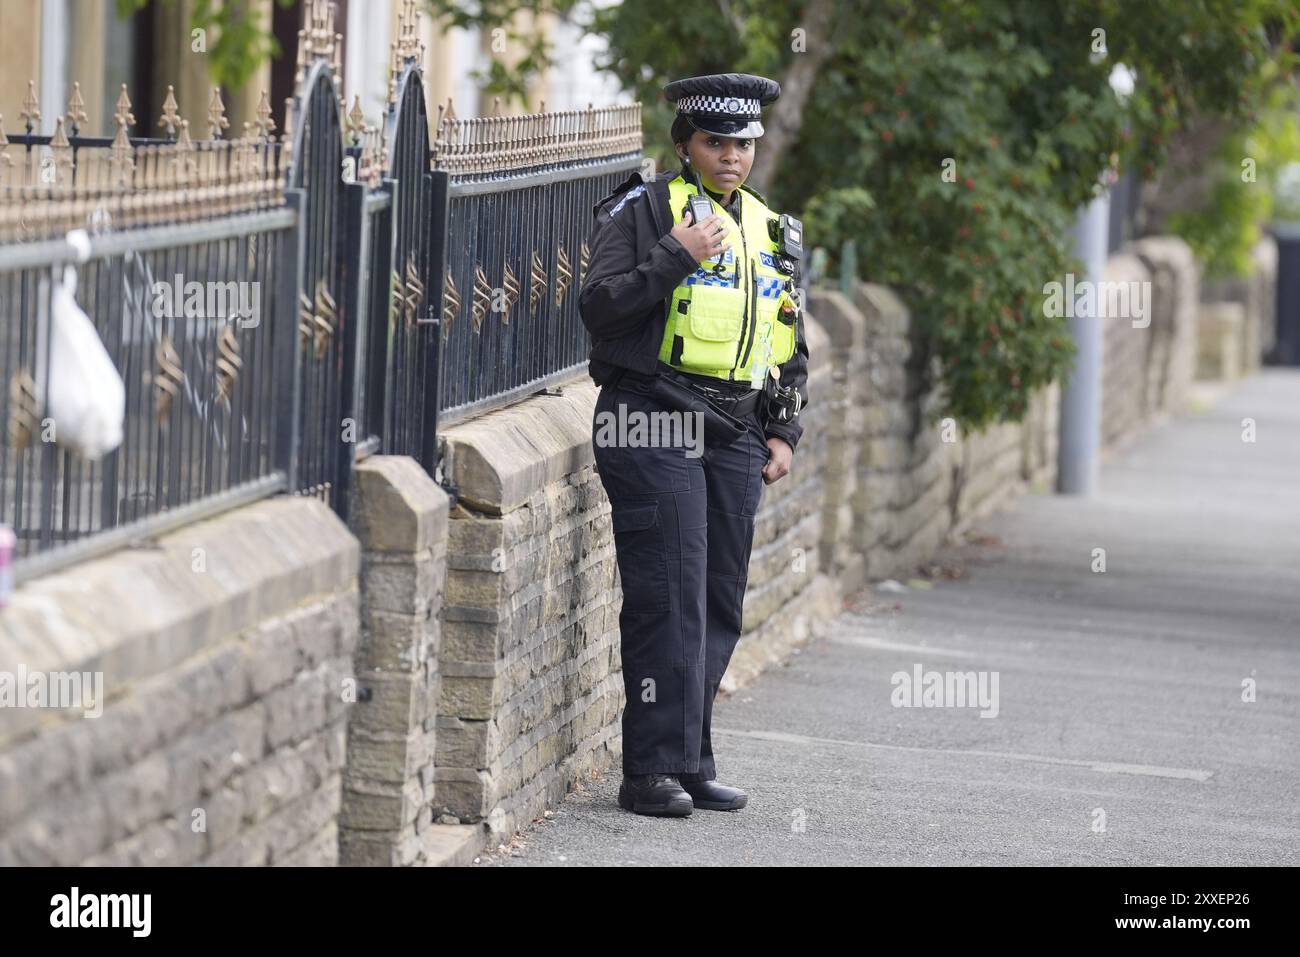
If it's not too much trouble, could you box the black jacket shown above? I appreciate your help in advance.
[578,167,810,452]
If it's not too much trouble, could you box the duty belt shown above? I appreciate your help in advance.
[696,386,762,419]
[672,371,763,418]
[624,367,762,420]
[612,364,760,445]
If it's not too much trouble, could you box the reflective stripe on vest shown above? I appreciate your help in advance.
[659,176,798,385]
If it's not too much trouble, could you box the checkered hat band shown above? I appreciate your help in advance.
[677,94,761,116]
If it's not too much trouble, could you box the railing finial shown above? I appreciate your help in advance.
[208,87,230,140]
[109,105,134,186]
[255,90,276,139]
[50,116,73,184]
[158,85,181,139]
[280,96,296,178]
[397,0,423,62]
[175,119,196,182]
[300,0,341,74]
[66,82,88,135]
[115,83,136,128]
[346,95,365,145]
[387,41,400,108]
[0,114,11,181]
[21,80,41,134]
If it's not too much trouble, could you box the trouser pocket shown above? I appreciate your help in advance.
[611,502,672,614]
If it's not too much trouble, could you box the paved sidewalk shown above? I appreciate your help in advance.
[479,370,1300,866]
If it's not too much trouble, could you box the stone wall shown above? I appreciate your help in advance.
[950,380,1060,538]
[1133,237,1199,417]
[1200,235,1277,379]
[433,389,624,842]
[0,498,358,866]
[338,456,478,866]
[1099,253,1155,452]
[1197,302,1246,381]
[807,282,1059,587]
[806,290,869,594]
[726,314,840,690]
[1099,237,1200,452]
[849,284,958,581]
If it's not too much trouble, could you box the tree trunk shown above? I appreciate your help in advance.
[748,0,837,197]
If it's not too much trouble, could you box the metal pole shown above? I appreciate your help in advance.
[1057,187,1111,495]
[39,0,68,138]
[421,169,451,476]
[335,175,368,522]
[275,190,308,495]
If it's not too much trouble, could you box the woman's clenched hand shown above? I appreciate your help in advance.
[762,436,793,484]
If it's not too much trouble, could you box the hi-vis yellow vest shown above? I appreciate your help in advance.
[659,175,798,386]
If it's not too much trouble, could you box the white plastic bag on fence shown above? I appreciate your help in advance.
[36,230,125,459]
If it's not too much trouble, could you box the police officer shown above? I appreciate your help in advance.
[579,73,810,816]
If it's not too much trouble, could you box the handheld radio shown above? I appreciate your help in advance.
[684,161,715,229]
[682,158,726,273]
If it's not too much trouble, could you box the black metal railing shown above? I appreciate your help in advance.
[381,62,437,472]
[1,0,642,577]
[430,106,643,432]
[0,211,294,575]
[286,61,349,513]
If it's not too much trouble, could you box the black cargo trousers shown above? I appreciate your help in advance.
[592,377,769,780]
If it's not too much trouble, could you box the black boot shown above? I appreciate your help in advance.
[617,773,694,817]
[678,778,747,810]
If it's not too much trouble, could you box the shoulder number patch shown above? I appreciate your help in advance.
[609,184,647,218]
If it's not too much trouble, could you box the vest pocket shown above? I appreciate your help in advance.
[680,284,745,370]
[755,293,796,366]
[610,502,672,614]
[770,305,797,365]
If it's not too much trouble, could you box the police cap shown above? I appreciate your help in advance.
[662,73,781,139]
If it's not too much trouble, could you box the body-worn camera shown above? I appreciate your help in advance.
[767,214,804,261]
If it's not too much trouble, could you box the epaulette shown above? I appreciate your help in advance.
[594,172,649,219]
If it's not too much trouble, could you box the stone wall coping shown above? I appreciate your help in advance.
[0,497,359,746]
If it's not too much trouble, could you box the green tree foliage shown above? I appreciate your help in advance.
[1168,86,1300,279]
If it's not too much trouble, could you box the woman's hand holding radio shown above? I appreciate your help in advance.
[671,211,731,264]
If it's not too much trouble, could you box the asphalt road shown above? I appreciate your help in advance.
[479,370,1300,866]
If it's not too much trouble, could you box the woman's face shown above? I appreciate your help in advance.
[677,130,755,194]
